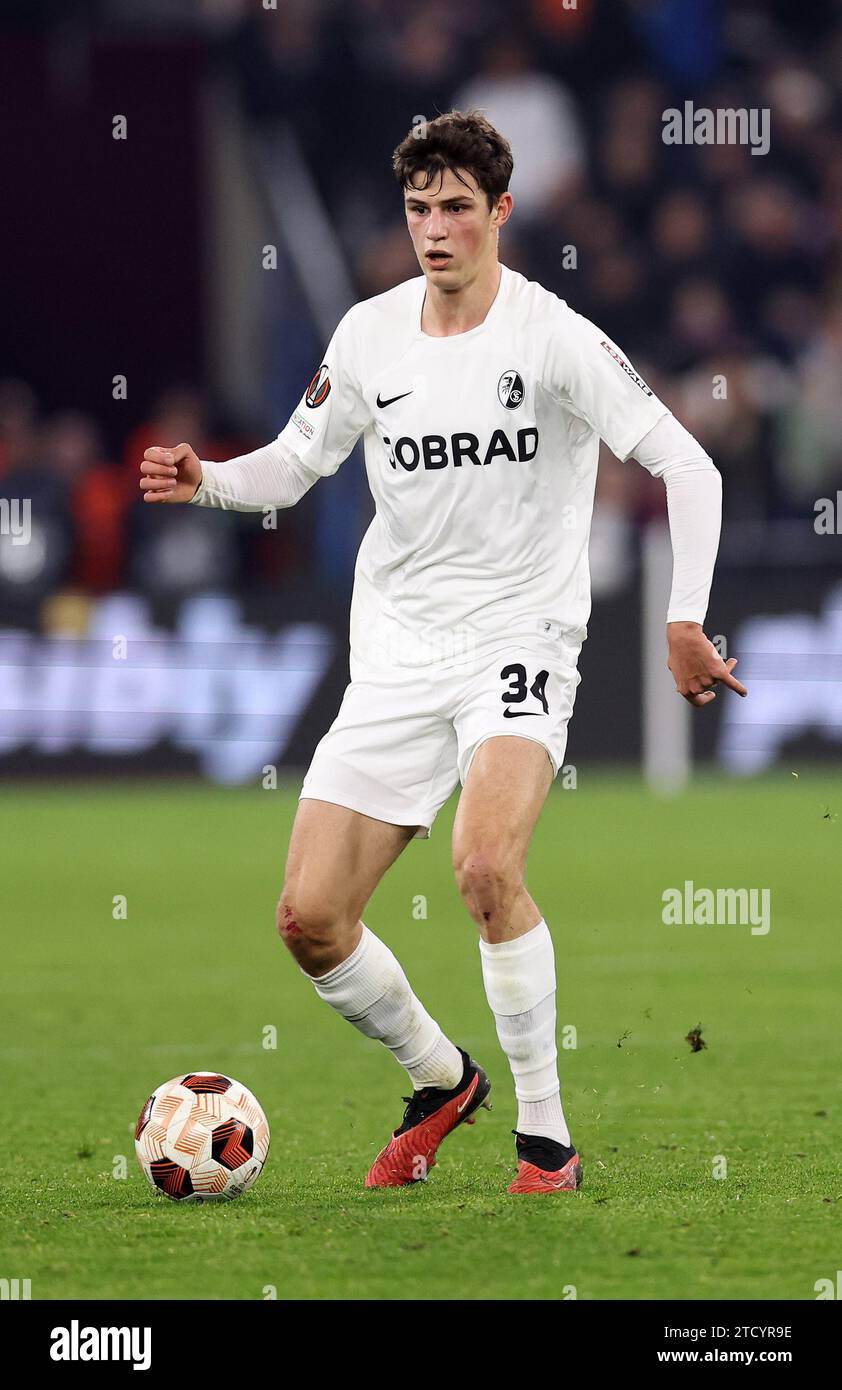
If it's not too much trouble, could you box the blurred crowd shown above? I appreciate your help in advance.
[2,0,841,600]
[232,0,842,533]
[0,379,292,598]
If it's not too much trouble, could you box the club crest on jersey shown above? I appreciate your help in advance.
[498,370,524,409]
[305,364,331,409]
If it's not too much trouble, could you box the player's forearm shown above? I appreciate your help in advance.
[662,466,722,624]
[631,414,722,625]
[190,438,320,512]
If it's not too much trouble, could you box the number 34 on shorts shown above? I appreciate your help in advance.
[500,661,551,718]
[299,640,582,836]
[457,644,582,779]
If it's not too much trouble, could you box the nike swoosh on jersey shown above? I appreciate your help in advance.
[376,390,413,408]
[502,710,544,718]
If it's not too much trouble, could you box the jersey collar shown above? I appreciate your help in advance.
[415,264,510,343]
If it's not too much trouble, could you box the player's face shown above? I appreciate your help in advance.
[404,167,506,287]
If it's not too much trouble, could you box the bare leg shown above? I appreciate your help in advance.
[452,736,553,943]
[276,797,463,1097]
[452,736,574,1155]
[277,798,416,975]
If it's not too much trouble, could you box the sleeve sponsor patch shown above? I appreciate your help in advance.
[600,340,653,396]
[291,410,315,440]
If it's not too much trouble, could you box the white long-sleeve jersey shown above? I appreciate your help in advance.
[193,265,721,669]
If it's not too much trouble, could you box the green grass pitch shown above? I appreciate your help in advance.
[1,771,840,1301]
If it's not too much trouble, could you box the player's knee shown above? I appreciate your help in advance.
[454,843,521,920]
[275,890,350,950]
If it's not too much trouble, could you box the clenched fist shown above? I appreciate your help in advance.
[139,442,202,503]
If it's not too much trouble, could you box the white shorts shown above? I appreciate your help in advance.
[299,635,582,838]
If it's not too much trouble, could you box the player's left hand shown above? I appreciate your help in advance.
[666,622,748,708]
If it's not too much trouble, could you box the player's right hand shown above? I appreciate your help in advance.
[139,442,202,503]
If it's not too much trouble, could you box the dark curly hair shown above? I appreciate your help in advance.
[393,110,514,211]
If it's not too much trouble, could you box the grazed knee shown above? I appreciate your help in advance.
[275,888,358,974]
[453,844,522,927]
[276,890,346,941]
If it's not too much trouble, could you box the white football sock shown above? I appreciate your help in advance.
[306,925,464,1090]
[479,919,572,1148]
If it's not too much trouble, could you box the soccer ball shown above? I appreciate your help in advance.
[134,1072,270,1202]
